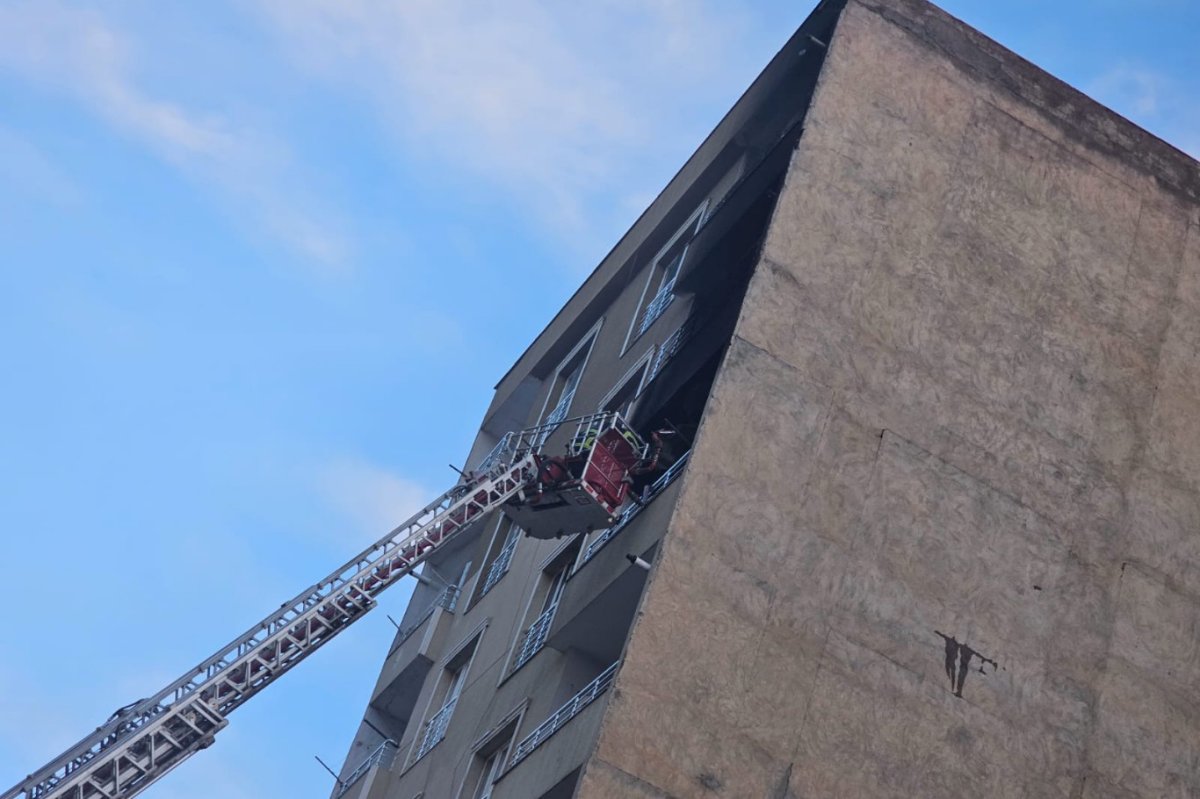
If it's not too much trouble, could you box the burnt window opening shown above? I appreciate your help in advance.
[598,353,652,421]
[627,353,721,497]
[625,176,787,496]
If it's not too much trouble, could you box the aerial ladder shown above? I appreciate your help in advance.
[3,412,668,799]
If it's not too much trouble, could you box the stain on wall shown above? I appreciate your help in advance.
[935,631,998,698]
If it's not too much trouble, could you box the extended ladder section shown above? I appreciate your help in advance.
[3,412,652,799]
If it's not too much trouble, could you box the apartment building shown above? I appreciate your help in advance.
[332,1,1200,797]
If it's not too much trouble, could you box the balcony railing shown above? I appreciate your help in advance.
[580,450,691,566]
[391,583,459,651]
[334,739,397,798]
[638,279,676,336]
[647,317,691,383]
[473,436,510,476]
[534,389,576,447]
[414,695,458,761]
[513,603,557,671]
[479,534,518,598]
[508,661,619,767]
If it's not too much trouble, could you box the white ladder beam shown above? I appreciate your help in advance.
[3,456,536,799]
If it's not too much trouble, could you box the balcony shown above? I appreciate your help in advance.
[368,586,458,738]
[513,603,557,672]
[399,584,459,642]
[509,662,618,768]
[334,740,397,799]
[580,451,690,566]
[414,696,458,761]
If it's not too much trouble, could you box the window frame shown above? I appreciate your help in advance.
[470,517,522,606]
[597,349,653,421]
[504,537,583,677]
[455,703,526,799]
[532,319,603,435]
[621,201,708,353]
[406,624,486,766]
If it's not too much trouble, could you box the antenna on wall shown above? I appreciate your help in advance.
[314,755,344,789]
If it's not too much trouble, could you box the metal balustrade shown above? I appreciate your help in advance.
[513,603,557,671]
[414,696,458,761]
[580,451,691,566]
[472,437,509,476]
[638,279,676,335]
[534,391,575,447]
[480,535,517,598]
[509,662,619,767]
[473,412,581,478]
[334,740,396,798]
[648,317,691,382]
[392,583,459,649]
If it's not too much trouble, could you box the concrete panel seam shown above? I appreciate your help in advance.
[586,758,681,798]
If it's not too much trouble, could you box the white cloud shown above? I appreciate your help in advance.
[318,458,431,538]
[0,1,352,272]
[254,0,758,260]
[1088,63,1200,159]
[1089,63,1164,117]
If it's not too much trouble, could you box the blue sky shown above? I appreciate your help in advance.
[0,1,1196,797]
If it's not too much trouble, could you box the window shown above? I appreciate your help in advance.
[512,541,580,672]
[413,633,481,761]
[545,357,583,426]
[630,203,707,341]
[472,746,508,799]
[598,354,652,421]
[467,739,510,799]
[459,713,521,799]
[542,347,583,427]
[535,326,599,446]
[474,519,521,602]
[541,564,570,614]
[451,558,473,606]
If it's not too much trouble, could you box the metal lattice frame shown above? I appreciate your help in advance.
[3,456,538,799]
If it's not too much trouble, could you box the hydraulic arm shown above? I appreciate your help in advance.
[3,412,651,799]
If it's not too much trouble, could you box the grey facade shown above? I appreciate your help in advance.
[334,1,1200,797]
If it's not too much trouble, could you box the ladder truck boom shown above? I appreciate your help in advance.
[3,412,654,799]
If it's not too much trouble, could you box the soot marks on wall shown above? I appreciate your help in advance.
[935,631,998,698]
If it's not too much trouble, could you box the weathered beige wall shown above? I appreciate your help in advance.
[577,0,1200,796]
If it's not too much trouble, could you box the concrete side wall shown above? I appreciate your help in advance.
[578,0,1200,797]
